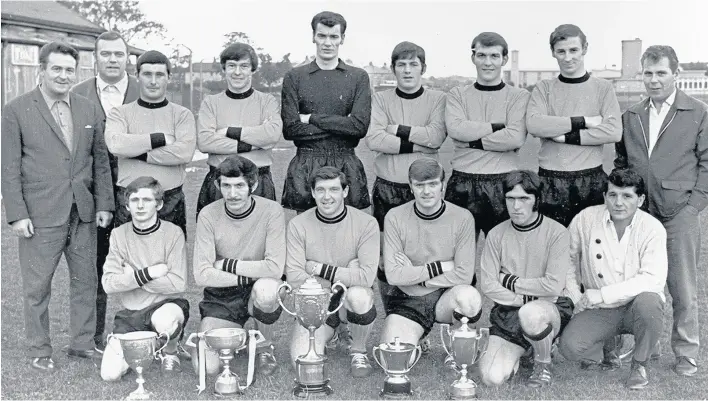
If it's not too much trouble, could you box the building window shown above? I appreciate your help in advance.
[10,44,38,66]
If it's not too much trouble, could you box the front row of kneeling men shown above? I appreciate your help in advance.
[101,155,667,391]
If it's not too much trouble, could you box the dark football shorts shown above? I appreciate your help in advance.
[196,165,276,217]
[538,166,607,228]
[372,177,414,231]
[489,297,574,349]
[112,298,190,340]
[444,170,509,235]
[377,269,445,337]
[199,284,257,327]
[115,185,187,237]
[281,147,370,212]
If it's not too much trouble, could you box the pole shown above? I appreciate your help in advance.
[188,52,193,111]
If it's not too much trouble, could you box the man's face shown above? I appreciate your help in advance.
[312,178,348,217]
[138,63,169,102]
[552,36,586,77]
[394,56,424,93]
[410,177,444,211]
[313,23,344,62]
[127,188,162,224]
[223,58,254,93]
[505,184,538,226]
[218,175,254,214]
[41,52,77,97]
[642,57,677,102]
[95,39,127,83]
[472,44,507,85]
[604,182,645,223]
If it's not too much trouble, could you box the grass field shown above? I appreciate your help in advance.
[1,137,707,400]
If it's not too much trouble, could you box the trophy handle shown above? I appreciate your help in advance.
[241,330,262,392]
[277,282,297,316]
[154,331,171,358]
[476,327,490,360]
[326,281,348,316]
[410,344,423,369]
[372,345,385,370]
[440,324,452,357]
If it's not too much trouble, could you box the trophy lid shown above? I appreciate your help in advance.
[453,316,478,338]
[296,276,327,295]
[382,337,415,351]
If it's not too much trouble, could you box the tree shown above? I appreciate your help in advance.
[58,1,168,44]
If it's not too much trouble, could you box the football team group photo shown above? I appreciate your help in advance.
[1,2,707,400]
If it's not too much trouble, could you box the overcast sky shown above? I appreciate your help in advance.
[138,0,705,77]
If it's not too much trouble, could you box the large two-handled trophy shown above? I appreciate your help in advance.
[278,277,347,397]
[440,317,490,399]
[372,337,422,398]
[108,331,170,400]
[185,327,265,396]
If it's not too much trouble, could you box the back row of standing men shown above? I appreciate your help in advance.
[2,9,705,391]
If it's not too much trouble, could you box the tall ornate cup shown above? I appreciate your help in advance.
[278,277,347,397]
[373,337,422,398]
[440,317,489,399]
[108,331,169,400]
[186,328,265,396]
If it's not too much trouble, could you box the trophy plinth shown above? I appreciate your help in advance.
[441,318,489,400]
[373,337,422,399]
[279,277,347,398]
[111,331,169,401]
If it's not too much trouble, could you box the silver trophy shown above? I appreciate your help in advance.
[108,331,169,400]
[440,317,489,399]
[372,337,422,398]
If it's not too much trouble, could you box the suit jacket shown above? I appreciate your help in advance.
[71,75,140,185]
[1,87,114,227]
[615,90,708,221]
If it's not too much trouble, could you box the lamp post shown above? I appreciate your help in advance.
[178,44,193,111]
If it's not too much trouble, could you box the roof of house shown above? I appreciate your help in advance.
[1,1,104,35]
[680,62,708,71]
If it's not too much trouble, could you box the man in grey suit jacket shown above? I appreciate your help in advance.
[1,42,114,372]
[71,31,139,354]
[615,45,708,378]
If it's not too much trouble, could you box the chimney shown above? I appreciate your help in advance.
[511,50,520,86]
[621,38,642,79]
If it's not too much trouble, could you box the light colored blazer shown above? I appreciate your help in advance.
[1,87,114,227]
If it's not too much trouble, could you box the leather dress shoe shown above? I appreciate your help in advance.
[30,357,56,373]
[674,356,698,377]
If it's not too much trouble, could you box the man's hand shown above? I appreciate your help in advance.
[346,259,360,269]
[96,211,113,228]
[413,144,437,154]
[585,116,603,128]
[573,295,589,314]
[551,135,566,143]
[585,289,604,307]
[148,263,169,279]
[11,218,34,238]
[164,133,176,146]
[305,260,320,275]
[299,114,311,124]
[394,252,414,269]
[385,125,398,135]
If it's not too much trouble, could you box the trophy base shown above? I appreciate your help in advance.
[449,382,477,400]
[293,380,333,398]
[380,381,412,399]
[124,390,153,401]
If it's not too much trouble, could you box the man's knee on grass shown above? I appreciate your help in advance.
[479,336,524,387]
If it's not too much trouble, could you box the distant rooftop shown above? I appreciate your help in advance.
[1,1,104,35]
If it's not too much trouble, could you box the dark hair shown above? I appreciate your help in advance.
[94,31,128,54]
[549,24,587,51]
[641,45,679,74]
[137,50,171,74]
[124,176,164,204]
[220,43,259,72]
[605,168,646,197]
[503,170,543,211]
[408,158,445,183]
[216,155,259,190]
[471,32,508,57]
[309,166,349,190]
[391,41,426,72]
[311,11,347,34]
[39,42,79,69]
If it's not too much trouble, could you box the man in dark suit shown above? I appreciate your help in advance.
[71,31,139,354]
[1,42,114,372]
[615,45,708,378]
